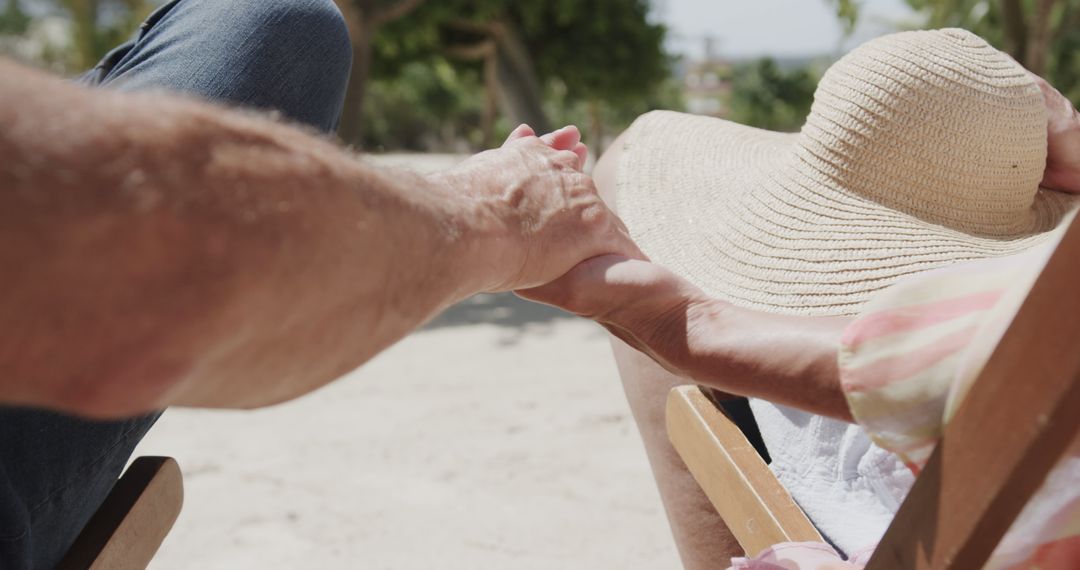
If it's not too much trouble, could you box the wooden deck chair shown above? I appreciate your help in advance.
[56,457,184,570]
[667,213,1080,569]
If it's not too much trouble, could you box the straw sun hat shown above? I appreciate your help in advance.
[616,28,1078,316]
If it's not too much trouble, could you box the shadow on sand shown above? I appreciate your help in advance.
[423,293,604,347]
[425,292,576,331]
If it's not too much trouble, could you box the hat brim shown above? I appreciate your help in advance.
[616,111,1078,316]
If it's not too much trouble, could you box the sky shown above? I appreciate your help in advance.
[656,0,922,60]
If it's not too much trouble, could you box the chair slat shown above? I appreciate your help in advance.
[58,456,184,570]
[667,386,823,556]
[867,214,1080,569]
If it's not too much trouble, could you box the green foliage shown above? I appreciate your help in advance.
[726,58,818,132]
[829,0,862,34]
[906,0,1080,105]
[0,0,157,71]
[375,0,669,104]
[368,0,673,150]
[1053,19,1080,103]
[519,1,669,107]
[0,0,31,35]
[903,0,1006,48]
[361,59,488,150]
[833,0,1080,106]
[58,0,156,70]
[7,0,674,151]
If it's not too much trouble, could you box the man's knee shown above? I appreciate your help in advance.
[112,0,355,131]
[241,0,353,80]
[197,0,354,131]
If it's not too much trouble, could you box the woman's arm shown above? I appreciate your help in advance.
[519,256,854,421]
[521,75,1080,423]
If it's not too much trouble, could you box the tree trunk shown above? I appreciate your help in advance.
[63,0,100,70]
[1001,0,1028,65]
[491,20,552,134]
[1026,0,1059,75]
[333,0,370,147]
[340,23,373,147]
[332,0,426,147]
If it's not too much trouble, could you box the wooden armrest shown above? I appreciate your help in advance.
[58,456,184,570]
[866,213,1080,569]
[666,386,822,556]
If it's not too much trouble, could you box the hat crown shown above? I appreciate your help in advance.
[794,28,1047,234]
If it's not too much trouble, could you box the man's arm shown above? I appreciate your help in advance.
[0,59,635,418]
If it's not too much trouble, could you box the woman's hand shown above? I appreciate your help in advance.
[1032,73,1080,194]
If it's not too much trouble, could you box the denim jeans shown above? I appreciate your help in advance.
[0,1,351,567]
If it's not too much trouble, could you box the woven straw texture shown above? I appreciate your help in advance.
[617,28,1078,316]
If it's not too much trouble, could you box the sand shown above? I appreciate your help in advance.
[131,154,681,569]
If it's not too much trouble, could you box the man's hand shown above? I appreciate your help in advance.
[1032,73,1080,193]
[428,125,640,292]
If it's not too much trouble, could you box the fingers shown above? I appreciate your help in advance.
[540,125,582,151]
[507,125,589,170]
[572,142,589,171]
[539,126,588,170]
[504,124,536,146]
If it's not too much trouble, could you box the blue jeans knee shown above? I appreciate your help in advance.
[90,0,353,133]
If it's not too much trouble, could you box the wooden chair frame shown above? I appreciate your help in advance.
[668,214,1080,569]
[57,456,184,570]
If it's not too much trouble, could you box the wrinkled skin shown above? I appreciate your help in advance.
[431,125,637,293]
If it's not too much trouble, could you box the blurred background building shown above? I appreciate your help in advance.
[681,36,732,116]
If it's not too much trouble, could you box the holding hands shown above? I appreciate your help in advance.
[438,75,1080,417]
[427,124,641,294]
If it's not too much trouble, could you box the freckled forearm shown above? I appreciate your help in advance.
[689,305,852,421]
[0,60,479,416]
[601,285,852,421]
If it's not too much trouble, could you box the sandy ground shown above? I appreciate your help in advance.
[132,154,681,569]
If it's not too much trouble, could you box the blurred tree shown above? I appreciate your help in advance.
[832,0,861,33]
[0,0,31,35]
[331,0,427,146]
[829,0,1080,105]
[55,0,154,70]
[726,58,818,132]
[518,0,670,153]
[902,0,1063,75]
[361,59,487,150]
[350,0,670,151]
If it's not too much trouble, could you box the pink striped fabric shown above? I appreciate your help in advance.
[729,231,1080,570]
[840,290,1003,349]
